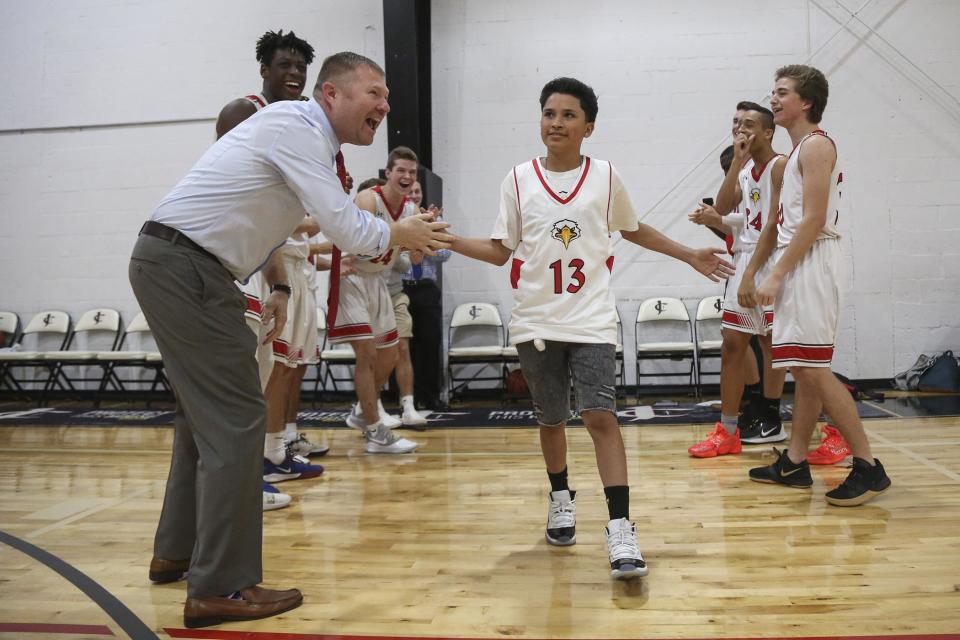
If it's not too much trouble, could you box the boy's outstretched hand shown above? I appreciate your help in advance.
[689,248,736,282]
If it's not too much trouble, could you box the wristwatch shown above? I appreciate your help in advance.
[271,284,292,295]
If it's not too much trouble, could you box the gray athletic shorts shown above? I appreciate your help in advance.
[515,340,617,426]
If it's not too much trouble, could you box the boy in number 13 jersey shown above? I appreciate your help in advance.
[449,77,735,579]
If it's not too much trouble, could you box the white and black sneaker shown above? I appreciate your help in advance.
[545,490,576,546]
[364,422,418,454]
[741,416,787,444]
[605,518,648,579]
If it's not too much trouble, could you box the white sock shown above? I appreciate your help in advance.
[264,432,286,464]
[283,422,298,443]
[720,415,738,435]
[401,395,416,411]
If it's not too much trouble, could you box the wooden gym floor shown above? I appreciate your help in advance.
[0,414,958,640]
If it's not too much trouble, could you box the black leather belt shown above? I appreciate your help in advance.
[140,220,215,259]
[403,279,436,287]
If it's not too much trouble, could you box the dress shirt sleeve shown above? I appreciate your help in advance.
[267,120,390,257]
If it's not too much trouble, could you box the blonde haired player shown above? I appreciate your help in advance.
[741,64,890,505]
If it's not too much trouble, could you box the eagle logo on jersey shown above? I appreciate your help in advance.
[750,188,761,205]
[551,219,581,249]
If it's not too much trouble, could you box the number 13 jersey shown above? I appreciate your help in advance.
[492,156,640,345]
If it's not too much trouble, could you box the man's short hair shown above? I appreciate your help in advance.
[720,145,735,174]
[356,177,386,193]
[539,77,599,123]
[316,51,384,87]
[735,101,775,131]
[775,65,829,124]
[256,30,315,66]
[386,146,418,171]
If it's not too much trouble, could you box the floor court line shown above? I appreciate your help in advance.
[868,430,960,482]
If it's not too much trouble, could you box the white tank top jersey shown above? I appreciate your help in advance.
[492,157,641,345]
[347,186,415,275]
[777,130,842,247]
[737,155,783,249]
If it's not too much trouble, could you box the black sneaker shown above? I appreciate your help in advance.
[741,415,788,444]
[749,448,813,488]
[737,404,760,431]
[825,457,891,506]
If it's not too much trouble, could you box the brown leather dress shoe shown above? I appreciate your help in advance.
[183,586,303,628]
[149,557,190,584]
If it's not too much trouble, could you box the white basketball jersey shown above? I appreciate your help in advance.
[777,130,842,247]
[348,186,415,275]
[493,157,640,345]
[737,155,783,248]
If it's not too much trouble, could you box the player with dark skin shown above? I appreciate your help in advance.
[216,31,311,138]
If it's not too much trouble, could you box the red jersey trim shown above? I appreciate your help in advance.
[750,154,781,182]
[329,323,373,340]
[606,161,613,235]
[510,258,524,289]
[244,94,267,109]
[772,343,834,364]
[532,156,591,205]
[373,186,408,222]
[606,256,615,272]
[512,167,522,242]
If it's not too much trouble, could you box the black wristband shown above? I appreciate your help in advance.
[271,284,292,295]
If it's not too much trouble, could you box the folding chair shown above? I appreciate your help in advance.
[447,302,506,400]
[95,311,168,405]
[43,308,122,403]
[0,311,22,391]
[318,309,357,395]
[0,311,71,399]
[694,295,725,394]
[0,311,20,348]
[634,297,696,394]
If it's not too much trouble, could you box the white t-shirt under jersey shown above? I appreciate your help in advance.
[492,156,640,345]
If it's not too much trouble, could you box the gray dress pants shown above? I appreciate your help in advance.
[129,233,265,597]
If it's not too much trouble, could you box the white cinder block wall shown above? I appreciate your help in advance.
[2,0,958,384]
[432,0,960,383]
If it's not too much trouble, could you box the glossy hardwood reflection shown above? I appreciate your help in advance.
[1,417,958,638]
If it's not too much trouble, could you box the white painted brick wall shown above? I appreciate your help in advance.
[2,0,958,386]
[432,0,960,383]
[0,0,386,337]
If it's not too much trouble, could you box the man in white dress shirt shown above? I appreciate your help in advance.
[130,51,450,628]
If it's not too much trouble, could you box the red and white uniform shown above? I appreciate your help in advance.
[492,157,640,345]
[722,155,783,335]
[270,231,319,367]
[328,187,414,347]
[771,130,844,368]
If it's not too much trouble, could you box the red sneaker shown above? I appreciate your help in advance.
[688,422,742,458]
[807,424,852,465]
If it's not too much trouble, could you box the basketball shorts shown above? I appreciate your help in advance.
[271,255,319,368]
[233,273,271,389]
[328,272,399,348]
[771,238,842,368]
[516,340,617,426]
[392,292,413,339]
[722,246,773,335]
